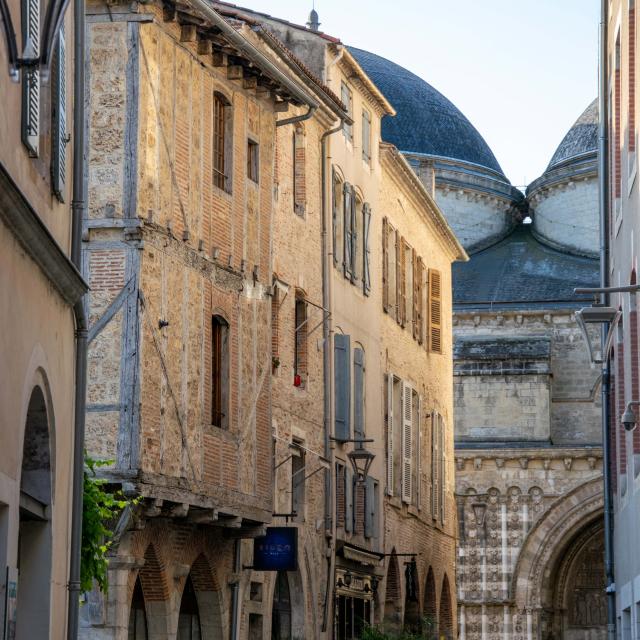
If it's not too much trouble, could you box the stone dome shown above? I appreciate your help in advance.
[546,99,598,170]
[350,47,505,177]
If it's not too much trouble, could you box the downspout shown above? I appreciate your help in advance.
[321,118,344,636]
[67,0,88,634]
[230,539,241,640]
[598,2,615,639]
[276,104,317,128]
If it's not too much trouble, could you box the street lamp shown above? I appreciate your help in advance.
[0,0,69,79]
[574,303,621,365]
[347,443,375,484]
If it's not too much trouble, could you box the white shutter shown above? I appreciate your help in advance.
[21,0,40,156]
[385,374,394,496]
[431,411,438,520]
[439,415,446,524]
[401,381,413,503]
[51,27,67,201]
[416,394,422,510]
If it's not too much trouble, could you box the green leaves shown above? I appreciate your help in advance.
[81,454,137,593]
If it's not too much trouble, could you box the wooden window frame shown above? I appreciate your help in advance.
[213,92,232,193]
[211,315,229,429]
[247,138,259,183]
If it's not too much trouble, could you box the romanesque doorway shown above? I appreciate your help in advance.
[14,386,52,640]
[551,523,606,640]
[128,577,148,639]
[178,575,202,639]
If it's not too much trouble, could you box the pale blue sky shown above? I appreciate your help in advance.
[242,0,599,187]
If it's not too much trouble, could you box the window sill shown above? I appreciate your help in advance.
[213,183,233,199]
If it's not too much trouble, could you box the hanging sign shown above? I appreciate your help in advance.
[253,527,298,571]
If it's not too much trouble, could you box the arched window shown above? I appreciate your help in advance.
[271,571,291,640]
[211,315,229,429]
[128,578,148,640]
[213,92,232,193]
[177,576,202,640]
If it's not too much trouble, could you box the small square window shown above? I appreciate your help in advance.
[247,139,259,183]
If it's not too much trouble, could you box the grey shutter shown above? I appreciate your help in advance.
[345,466,353,533]
[417,394,422,510]
[334,333,351,441]
[401,381,413,503]
[382,217,388,310]
[354,347,364,441]
[350,186,357,283]
[332,170,340,267]
[365,475,375,538]
[21,0,40,156]
[431,411,439,520]
[439,415,445,524]
[363,203,371,295]
[343,183,352,279]
[51,28,67,201]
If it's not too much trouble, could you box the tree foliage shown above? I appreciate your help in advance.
[81,455,132,593]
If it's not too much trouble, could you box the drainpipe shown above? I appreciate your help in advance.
[320,118,344,635]
[276,104,317,128]
[230,539,241,640]
[67,0,88,634]
[598,2,615,639]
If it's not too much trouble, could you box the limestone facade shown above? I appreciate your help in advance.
[0,3,87,638]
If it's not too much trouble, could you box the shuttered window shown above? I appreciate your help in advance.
[51,27,67,201]
[431,412,439,520]
[417,257,425,345]
[439,415,446,524]
[401,381,413,503]
[343,183,353,279]
[362,203,371,295]
[332,170,342,268]
[365,476,377,538]
[341,81,353,140]
[21,0,40,156]
[213,93,232,192]
[416,394,422,510]
[353,347,365,440]
[362,109,371,163]
[412,249,419,340]
[336,463,346,528]
[334,334,351,441]
[382,217,389,311]
[428,268,442,353]
[396,232,404,326]
[345,466,354,533]
[385,374,394,496]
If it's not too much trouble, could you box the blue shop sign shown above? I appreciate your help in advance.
[253,527,298,571]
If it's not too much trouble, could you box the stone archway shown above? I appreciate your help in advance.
[15,385,53,640]
[404,560,420,633]
[383,552,401,633]
[511,477,604,639]
[137,544,172,639]
[189,553,224,639]
[423,567,437,637]
[439,574,454,640]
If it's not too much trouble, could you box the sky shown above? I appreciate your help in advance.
[241,0,600,188]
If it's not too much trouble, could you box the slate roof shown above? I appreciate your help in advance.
[452,224,599,310]
[547,99,598,170]
[349,47,505,177]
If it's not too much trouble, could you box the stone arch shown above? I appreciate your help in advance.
[423,566,437,632]
[403,559,420,632]
[189,553,224,639]
[383,551,401,632]
[137,543,172,639]
[511,477,604,610]
[439,574,454,640]
[15,384,53,640]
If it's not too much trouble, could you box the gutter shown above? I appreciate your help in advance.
[598,2,616,639]
[320,118,344,634]
[67,0,88,634]
[186,0,319,110]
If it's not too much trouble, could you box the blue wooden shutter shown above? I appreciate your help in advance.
[354,347,364,441]
[334,333,351,441]
[363,203,371,295]
[51,27,67,201]
[21,0,40,156]
[345,466,353,533]
[350,186,357,283]
[343,183,352,279]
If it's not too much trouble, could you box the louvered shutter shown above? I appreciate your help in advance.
[332,170,340,267]
[334,334,351,441]
[365,475,375,538]
[382,217,389,311]
[439,415,446,524]
[401,381,413,503]
[350,186,358,283]
[428,269,442,353]
[51,28,67,201]
[431,411,439,520]
[354,347,365,440]
[345,466,354,533]
[21,0,40,156]
[385,374,394,496]
[395,231,401,324]
[416,394,422,510]
[363,203,371,295]
[412,249,419,340]
[343,183,352,279]
[336,463,345,528]
[417,257,425,345]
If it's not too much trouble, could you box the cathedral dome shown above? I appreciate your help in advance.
[546,99,598,171]
[350,47,505,177]
[527,100,599,258]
